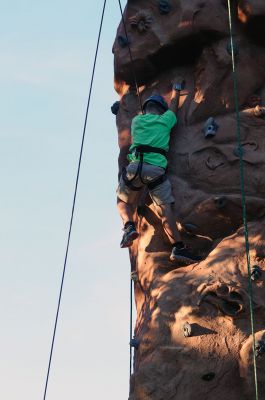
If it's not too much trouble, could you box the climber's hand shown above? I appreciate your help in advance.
[172,79,185,92]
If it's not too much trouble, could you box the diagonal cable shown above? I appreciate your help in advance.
[42,1,107,398]
[227,1,259,399]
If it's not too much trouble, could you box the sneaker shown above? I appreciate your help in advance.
[170,244,202,265]
[120,223,139,248]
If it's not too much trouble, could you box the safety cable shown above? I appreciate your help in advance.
[129,276,133,379]
[42,1,107,398]
[117,0,144,114]
[226,1,259,399]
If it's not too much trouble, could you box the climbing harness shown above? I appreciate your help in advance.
[227,0,259,398]
[122,145,168,192]
[42,1,107,399]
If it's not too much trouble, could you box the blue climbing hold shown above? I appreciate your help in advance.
[251,265,262,281]
[233,146,245,158]
[130,338,140,350]
[111,101,120,115]
[214,196,228,210]
[255,341,265,358]
[158,0,171,14]
[203,117,219,138]
[117,35,129,48]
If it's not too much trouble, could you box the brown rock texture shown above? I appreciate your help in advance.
[113,1,265,399]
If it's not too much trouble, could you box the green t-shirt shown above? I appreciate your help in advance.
[128,110,177,169]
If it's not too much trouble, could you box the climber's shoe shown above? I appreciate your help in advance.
[170,242,202,265]
[120,222,139,248]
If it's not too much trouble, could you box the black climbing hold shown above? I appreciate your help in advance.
[131,271,139,283]
[202,372,215,381]
[158,0,172,14]
[117,35,129,48]
[251,265,262,281]
[183,322,192,338]
[255,340,265,358]
[226,41,239,56]
[137,205,146,217]
[214,196,228,210]
[111,101,120,115]
[183,223,198,235]
[130,338,140,350]
[233,146,245,158]
[203,117,219,138]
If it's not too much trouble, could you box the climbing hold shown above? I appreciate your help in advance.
[137,205,146,217]
[202,372,215,381]
[251,265,262,281]
[183,223,198,235]
[183,322,192,338]
[214,196,228,210]
[111,101,120,115]
[253,105,265,118]
[233,146,245,158]
[203,117,219,138]
[158,0,172,14]
[131,271,139,283]
[255,340,265,358]
[130,337,140,350]
[129,12,152,33]
[117,35,129,48]
[226,41,239,56]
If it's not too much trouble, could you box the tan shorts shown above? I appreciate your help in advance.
[116,162,174,206]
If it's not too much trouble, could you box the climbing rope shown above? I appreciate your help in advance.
[129,275,133,379]
[42,1,107,398]
[226,1,259,398]
[117,0,144,113]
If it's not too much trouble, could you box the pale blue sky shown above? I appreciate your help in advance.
[0,1,134,399]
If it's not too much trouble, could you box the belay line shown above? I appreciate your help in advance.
[117,0,143,388]
[227,0,259,398]
[42,1,107,398]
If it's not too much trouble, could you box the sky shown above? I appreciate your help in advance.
[0,1,134,399]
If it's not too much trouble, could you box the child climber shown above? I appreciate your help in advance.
[116,82,200,265]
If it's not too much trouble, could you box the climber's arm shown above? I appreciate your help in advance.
[169,80,185,115]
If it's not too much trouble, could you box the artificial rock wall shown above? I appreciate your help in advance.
[113,1,265,399]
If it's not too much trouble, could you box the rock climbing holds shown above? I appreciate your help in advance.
[183,223,198,235]
[203,117,219,138]
[131,271,139,283]
[183,322,192,338]
[130,337,140,350]
[202,372,215,381]
[137,205,146,217]
[158,0,171,14]
[117,35,129,48]
[226,41,239,56]
[130,12,152,33]
[214,196,228,210]
[111,101,120,115]
[253,105,265,118]
[255,340,265,358]
[251,265,262,281]
[233,146,245,158]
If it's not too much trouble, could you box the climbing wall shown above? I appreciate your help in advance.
[113,1,265,399]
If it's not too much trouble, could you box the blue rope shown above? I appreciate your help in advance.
[42,1,107,398]
[226,1,259,398]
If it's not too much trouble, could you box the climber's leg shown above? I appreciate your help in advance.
[156,203,181,244]
[147,170,201,265]
[116,163,143,248]
[117,199,139,248]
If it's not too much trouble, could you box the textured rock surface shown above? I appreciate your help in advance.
[113,1,265,399]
